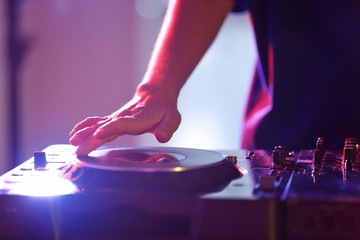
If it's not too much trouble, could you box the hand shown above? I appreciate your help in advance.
[69,0,231,156]
[69,87,181,155]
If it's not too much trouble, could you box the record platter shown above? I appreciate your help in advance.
[1,139,360,240]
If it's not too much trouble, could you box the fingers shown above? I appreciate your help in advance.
[69,126,98,146]
[76,134,117,156]
[94,110,181,144]
[94,117,146,139]
[155,110,181,143]
[70,117,108,137]
[69,116,108,137]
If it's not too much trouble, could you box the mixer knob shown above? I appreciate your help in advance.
[226,155,237,165]
[343,147,356,171]
[34,151,47,169]
[343,138,358,171]
[313,149,322,165]
[273,146,286,165]
[316,137,325,155]
[273,150,281,165]
[245,151,255,159]
[345,138,357,146]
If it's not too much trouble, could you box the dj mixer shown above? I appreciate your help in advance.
[1,138,360,240]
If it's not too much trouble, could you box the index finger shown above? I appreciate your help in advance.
[75,133,117,155]
[94,116,152,140]
[70,116,108,137]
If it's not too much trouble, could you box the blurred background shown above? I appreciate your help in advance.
[0,0,256,174]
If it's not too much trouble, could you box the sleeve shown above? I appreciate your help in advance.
[231,0,248,12]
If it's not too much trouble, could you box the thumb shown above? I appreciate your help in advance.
[155,111,181,143]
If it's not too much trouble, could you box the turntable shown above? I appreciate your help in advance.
[59,147,241,193]
[1,139,360,240]
[0,145,259,240]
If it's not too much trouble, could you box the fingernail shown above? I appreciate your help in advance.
[69,129,75,137]
[94,129,103,138]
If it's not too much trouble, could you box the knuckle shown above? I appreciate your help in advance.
[85,117,95,121]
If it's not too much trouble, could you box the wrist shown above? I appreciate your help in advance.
[136,81,180,105]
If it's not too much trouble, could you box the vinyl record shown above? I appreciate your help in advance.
[60,147,241,193]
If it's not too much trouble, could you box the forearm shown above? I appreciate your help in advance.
[138,0,234,100]
[69,0,234,154]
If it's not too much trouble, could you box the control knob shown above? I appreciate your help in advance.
[273,146,286,165]
[343,138,357,171]
[313,137,325,165]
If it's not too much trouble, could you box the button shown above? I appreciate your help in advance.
[20,168,32,171]
[11,173,23,176]
[34,151,47,169]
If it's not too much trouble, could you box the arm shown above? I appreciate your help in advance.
[69,0,234,155]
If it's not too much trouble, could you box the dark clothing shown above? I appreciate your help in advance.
[233,0,360,150]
